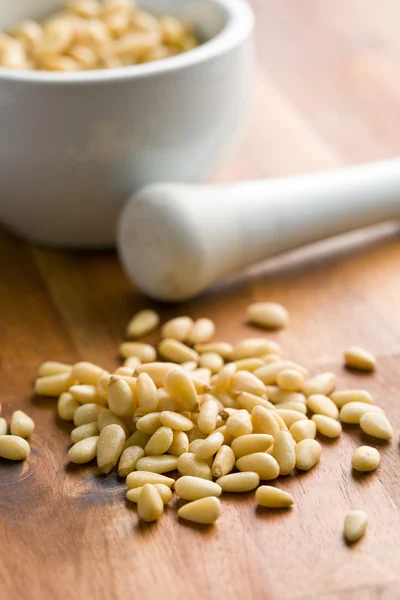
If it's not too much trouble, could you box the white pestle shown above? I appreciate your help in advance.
[117,157,400,301]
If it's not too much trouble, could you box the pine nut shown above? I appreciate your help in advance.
[9,410,34,439]
[111,374,138,395]
[236,392,274,412]
[253,361,307,385]
[339,402,384,425]
[230,371,266,397]
[126,483,172,504]
[187,426,206,443]
[192,432,224,459]
[144,426,173,455]
[271,412,287,430]
[135,363,177,387]
[71,421,99,443]
[359,412,393,440]
[38,361,72,377]
[137,483,164,522]
[212,445,235,477]
[199,352,224,374]
[175,476,222,501]
[126,309,159,338]
[295,439,321,470]
[195,342,233,359]
[214,391,237,409]
[69,384,107,406]
[163,369,199,411]
[37,19,75,55]
[0,435,30,460]
[312,415,342,438]
[136,454,178,473]
[189,374,211,394]
[158,339,198,363]
[226,409,253,437]
[118,445,145,477]
[267,389,306,405]
[71,361,104,385]
[302,372,337,397]
[97,424,126,474]
[0,418,7,435]
[107,377,136,417]
[114,367,133,377]
[136,412,162,435]
[74,403,103,427]
[234,358,265,372]
[256,486,295,508]
[191,368,211,384]
[34,372,73,397]
[161,316,194,342]
[187,318,215,345]
[136,372,158,413]
[276,401,307,414]
[123,356,141,370]
[236,452,280,480]
[351,446,380,472]
[234,338,283,361]
[68,436,99,464]
[231,434,274,458]
[97,408,129,436]
[168,431,189,456]
[276,368,305,391]
[216,471,260,492]
[188,438,207,455]
[219,407,238,419]
[178,496,221,525]
[306,394,339,419]
[344,510,368,543]
[344,346,376,371]
[156,391,181,413]
[247,302,289,330]
[96,371,111,399]
[57,392,80,421]
[68,0,102,18]
[251,406,281,438]
[330,390,374,408]
[275,409,308,429]
[119,342,156,363]
[124,430,151,450]
[273,430,296,476]
[159,410,193,432]
[126,471,175,489]
[12,20,43,50]
[261,353,282,364]
[68,43,99,69]
[181,361,198,373]
[289,420,316,443]
[177,452,212,480]
[197,397,219,434]
[103,0,132,15]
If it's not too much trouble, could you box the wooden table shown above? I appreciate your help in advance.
[1,2,400,598]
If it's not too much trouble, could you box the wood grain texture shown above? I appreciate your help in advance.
[1,2,400,599]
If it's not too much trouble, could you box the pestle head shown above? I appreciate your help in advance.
[117,183,230,301]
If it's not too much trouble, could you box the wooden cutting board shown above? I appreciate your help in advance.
[1,2,400,598]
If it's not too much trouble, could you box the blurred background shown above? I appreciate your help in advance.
[220,0,400,181]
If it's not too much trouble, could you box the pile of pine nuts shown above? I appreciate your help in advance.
[8,300,394,538]
[0,0,199,71]
[0,408,34,460]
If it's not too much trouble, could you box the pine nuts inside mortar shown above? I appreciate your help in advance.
[0,1,200,71]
